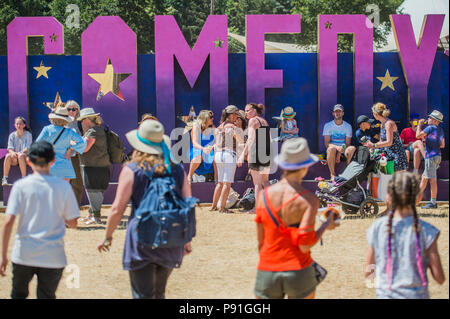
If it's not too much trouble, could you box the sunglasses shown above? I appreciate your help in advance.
[67,108,78,112]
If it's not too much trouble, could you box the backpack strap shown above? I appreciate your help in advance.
[263,188,279,227]
[52,127,65,145]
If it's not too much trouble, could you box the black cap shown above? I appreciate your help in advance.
[28,141,55,166]
[357,115,370,126]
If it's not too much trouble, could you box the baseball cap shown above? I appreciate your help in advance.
[333,104,344,112]
[357,115,370,126]
[28,141,55,166]
[409,113,420,121]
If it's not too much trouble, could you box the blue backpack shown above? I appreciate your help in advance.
[133,165,198,249]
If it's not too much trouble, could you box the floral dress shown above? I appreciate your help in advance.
[380,124,408,171]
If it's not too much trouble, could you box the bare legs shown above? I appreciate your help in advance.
[3,153,27,178]
[211,182,232,212]
[326,145,355,180]
[187,155,202,183]
[420,176,438,200]
[250,169,269,212]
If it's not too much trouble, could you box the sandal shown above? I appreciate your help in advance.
[219,208,234,214]
[209,206,218,211]
[85,216,101,225]
[80,215,92,222]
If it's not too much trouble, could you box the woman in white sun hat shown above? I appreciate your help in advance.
[36,106,87,181]
[254,137,339,299]
[98,119,193,299]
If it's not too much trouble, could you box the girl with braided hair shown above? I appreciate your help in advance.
[365,171,445,298]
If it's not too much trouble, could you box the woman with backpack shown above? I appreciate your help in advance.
[77,107,111,225]
[98,119,194,299]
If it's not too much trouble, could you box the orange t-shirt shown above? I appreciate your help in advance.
[254,190,315,272]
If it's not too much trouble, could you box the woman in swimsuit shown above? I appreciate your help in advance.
[238,103,272,212]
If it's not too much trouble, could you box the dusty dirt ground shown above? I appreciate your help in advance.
[0,204,448,299]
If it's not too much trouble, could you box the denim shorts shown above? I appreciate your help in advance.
[254,265,317,299]
[424,155,441,179]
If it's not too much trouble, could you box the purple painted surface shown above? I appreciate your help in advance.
[390,14,445,119]
[0,149,8,159]
[318,15,373,152]
[155,15,228,131]
[2,161,449,205]
[7,17,64,131]
[81,16,137,151]
[246,14,301,105]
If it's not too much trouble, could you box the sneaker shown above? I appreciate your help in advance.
[422,202,438,209]
[1,177,8,186]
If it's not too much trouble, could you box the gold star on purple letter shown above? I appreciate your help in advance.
[88,58,131,101]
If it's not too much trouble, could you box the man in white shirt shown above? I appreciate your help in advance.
[0,141,79,299]
[322,104,356,180]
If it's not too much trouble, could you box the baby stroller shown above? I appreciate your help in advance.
[315,146,380,217]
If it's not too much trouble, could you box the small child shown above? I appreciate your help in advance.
[0,141,80,299]
[365,171,445,299]
[354,115,376,146]
[415,110,445,209]
[279,106,299,141]
[2,116,33,185]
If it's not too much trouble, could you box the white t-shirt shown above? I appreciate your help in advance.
[322,120,353,146]
[5,173,80,268]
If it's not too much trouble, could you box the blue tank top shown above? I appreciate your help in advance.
[122,161,186,271]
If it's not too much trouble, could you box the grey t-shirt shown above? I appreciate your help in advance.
[80,126,110,167]
[7,131,33,152]
[367,215,440,299]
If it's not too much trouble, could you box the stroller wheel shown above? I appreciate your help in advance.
[359,198,379,218]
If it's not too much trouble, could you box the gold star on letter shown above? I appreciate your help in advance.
[43,92,64,110]
[88,58,131,101]
[377,69,399,91]
[213,37,224,48]
[33,61,52,79]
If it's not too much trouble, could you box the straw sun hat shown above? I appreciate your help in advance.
[77,107,100,121]
[126,119,171,156]
[428,110,444,122]
[48,106,73,123]
[275,137,319,170]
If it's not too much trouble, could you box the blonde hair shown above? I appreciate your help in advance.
[139,113,158,124]
[66,100,80,118]
[197,110,213,131]
[86,115,103,126]
[129,150,167,175]
[372,102,391,118]
[50,118,68,126]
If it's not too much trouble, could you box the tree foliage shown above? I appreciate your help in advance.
[291,0,404,51]
[0,0,404,55]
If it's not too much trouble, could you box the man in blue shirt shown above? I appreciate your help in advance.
[416,110,445,209]
[322,104,356,180]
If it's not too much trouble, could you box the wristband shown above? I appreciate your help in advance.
[373,143,377,149]
[104,237,112,247]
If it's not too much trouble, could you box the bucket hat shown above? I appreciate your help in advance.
[275,137,319,170]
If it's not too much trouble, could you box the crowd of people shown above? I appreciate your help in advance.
[0,100,447,300]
